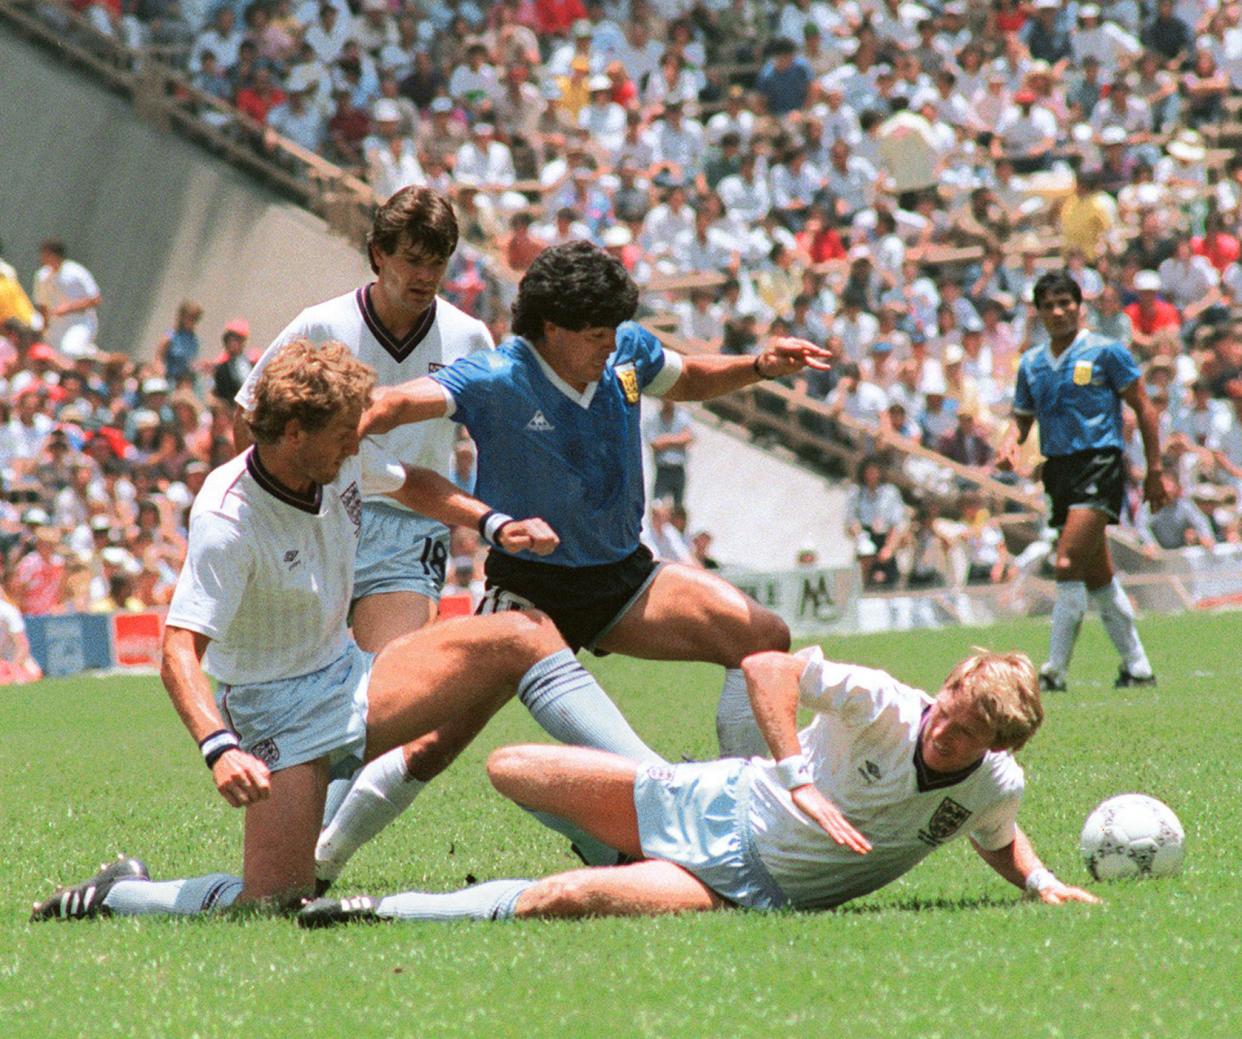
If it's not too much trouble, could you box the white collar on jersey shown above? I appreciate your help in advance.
[1046,328,1089,370]
[519,337,602,410]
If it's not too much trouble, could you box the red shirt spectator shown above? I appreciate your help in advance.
[1125,297,1181,335]
[1191,231,1241,273]
[13,535,65,616]
[534,0,586,35]
[235,72,286,123]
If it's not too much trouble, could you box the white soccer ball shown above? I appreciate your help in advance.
[1079,794,1185,881]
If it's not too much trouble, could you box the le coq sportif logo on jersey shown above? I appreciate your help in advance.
[526,411,555,432]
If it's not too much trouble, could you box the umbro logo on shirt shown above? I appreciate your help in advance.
[526,410,555,431]
[857,760,881,783]
[283,549,301,570]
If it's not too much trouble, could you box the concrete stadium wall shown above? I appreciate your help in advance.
[0,29,368,359]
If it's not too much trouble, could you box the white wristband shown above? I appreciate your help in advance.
[1024,867,1058,894]
[775,754,813,789]
[479,510,515,547]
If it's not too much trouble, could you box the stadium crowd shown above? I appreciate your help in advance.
[8,0,1242,654]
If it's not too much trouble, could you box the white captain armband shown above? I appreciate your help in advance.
[775,754,814,789]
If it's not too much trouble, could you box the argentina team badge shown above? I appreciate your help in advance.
[615,363,640,404]
[1073,360,1094,386]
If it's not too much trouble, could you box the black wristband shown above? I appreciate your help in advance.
[478,509,516,547]
[199,729,241,769]
[753,354,775,380]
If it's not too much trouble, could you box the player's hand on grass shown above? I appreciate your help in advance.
[790,785,872,855]
[212,749,271,807]
[498,518,560,556]
[1035,880,1101,906]
[757,337,834,378]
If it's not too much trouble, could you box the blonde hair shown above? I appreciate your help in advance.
[247,339,376,444]
[941,648,1042,751]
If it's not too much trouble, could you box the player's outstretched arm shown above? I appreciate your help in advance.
[741,651,872,855]
[160,625,271,808]
[387,466,559,556]
[664,337,832,402]
[359,378,450,436]
[972,827,1101,906]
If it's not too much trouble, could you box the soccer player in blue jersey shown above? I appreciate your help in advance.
[1004,271,1168,693]
[351,241,831,867]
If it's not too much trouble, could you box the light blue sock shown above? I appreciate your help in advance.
[518,650,664,764]
[716,667,767,759]
[376,879,533,922]
[524,806,624,866]
[103,874,242,916]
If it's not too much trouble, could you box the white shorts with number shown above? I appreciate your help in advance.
[353,500,449,603]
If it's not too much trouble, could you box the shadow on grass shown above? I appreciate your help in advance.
[831,893,1017,916]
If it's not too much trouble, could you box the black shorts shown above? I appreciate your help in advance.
[477,546,662,653]
[1042,448,1125,529]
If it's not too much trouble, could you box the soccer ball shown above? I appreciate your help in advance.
[1079,794,1185,881]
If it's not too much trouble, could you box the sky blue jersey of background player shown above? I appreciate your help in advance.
[431,320,683,567]
[1012,330,1141,458]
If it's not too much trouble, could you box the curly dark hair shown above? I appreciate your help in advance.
[511,241,639,343]
[1031,270,1083,309]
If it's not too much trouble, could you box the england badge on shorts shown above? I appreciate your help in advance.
[616,363,640,405]
[1073,360,1094,386]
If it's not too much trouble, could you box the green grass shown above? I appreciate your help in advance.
[2,613,1240,1039]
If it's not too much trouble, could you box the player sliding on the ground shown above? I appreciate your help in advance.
[348,240,831,875]
[1001,270,1167,694]
[301,646,1099,926]
[30,341,653,920]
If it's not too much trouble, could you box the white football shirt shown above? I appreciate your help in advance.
[235,289,492,509]
[747,647,1025,910]
[165,441,405,685]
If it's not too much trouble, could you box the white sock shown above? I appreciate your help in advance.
[104,874,242,916]
[1047,581,1088,680]
[376,878,533,922]
[1091,577,1152,677]
[716,668,767,758]
[315,747,426,884]
[519,650,664,764]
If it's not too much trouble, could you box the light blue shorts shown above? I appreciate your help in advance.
[353,501,449,603]
[216,643,373,773]
[633,759,789,910]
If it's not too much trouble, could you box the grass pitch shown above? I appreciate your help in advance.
[3,612,1240,1039]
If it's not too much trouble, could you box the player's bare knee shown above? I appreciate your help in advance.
[733,609,790,660]
[492,610,565,673]
[485,743,544,792]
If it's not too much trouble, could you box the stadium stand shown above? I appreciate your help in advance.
[4,0,1242,662]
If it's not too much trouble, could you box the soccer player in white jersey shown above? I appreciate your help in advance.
[300,645,1100,925]
[233,187,496,891]
[30,342,656,920]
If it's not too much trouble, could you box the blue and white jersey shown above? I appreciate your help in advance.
[1013,330,1141,457]
[431,321,684,567]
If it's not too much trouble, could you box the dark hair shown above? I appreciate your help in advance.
[41,238,66,258]
[366,186,458,273]
[511,241,639,342]
[1032,270,1083,309]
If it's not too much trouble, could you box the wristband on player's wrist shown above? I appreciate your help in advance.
[753,354,777,380]
[478,510,516,547]
[1024,867,1059,894]
[199,729,241,769]
[775,753,814,789]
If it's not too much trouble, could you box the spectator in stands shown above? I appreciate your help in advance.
[210,318,252,406]
[960,492,1016,585]
[1125,269,1181,354]
[938,404,995,472]
[156,300,203,387]
[11,523,65,616]
[755,37,812,116]
[845,456,905,588]
[0,586,41,684]
[32,239,100,359]
[644,399,694,510]
[1137,471,1217,551]
[644,497,696,565]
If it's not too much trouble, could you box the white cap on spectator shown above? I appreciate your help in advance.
[1168,131,1206,162]
[63,339,99,360]
[22,507,51,526]
[361,0,387,11]
[944,344,965,366]
[602,225,632,247]
[429,97,453,114]
[963,315,984,333]
[1099,125,1127,146]
[1034,0,1059,9]
[1134,183,1163,207]
[132,408,161,428]
[89,515,112,532]
[1134,270,1162,291]
[372,99,401,122]
[472,122,495,135]
[588,75,611,93]
[141,377,169,395]
[1079,4,1101,17]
